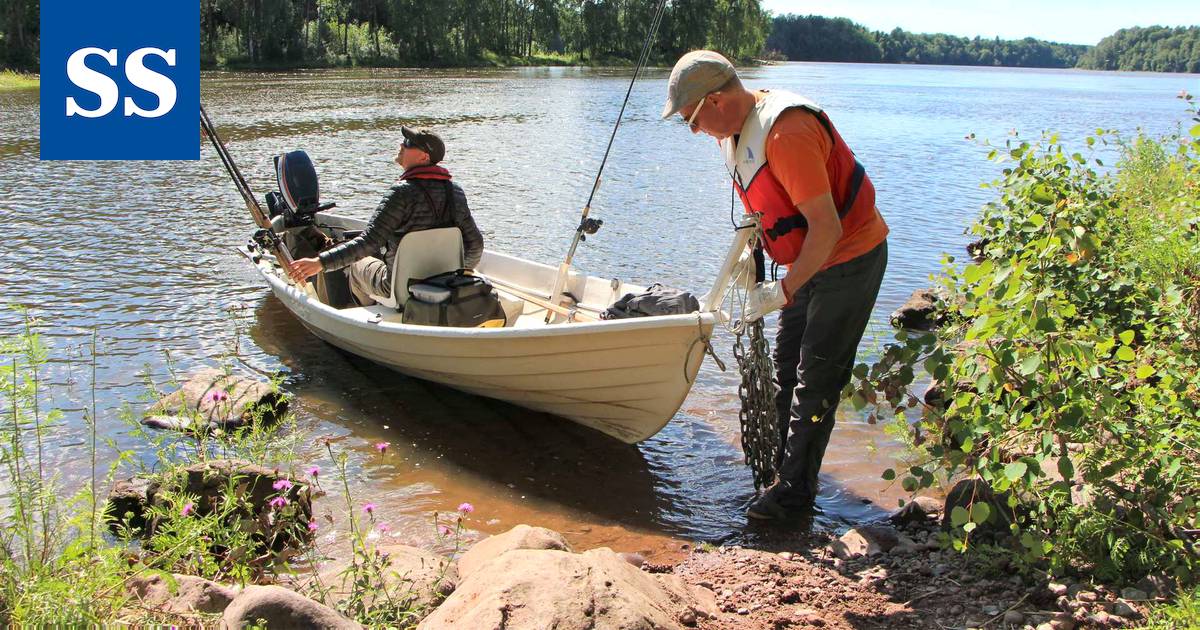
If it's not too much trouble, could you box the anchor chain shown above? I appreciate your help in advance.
[734,318,783,492]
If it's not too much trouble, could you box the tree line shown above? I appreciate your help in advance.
[766,15,1089,68]
[0,0,771,71]
[2,3,1197,73]
[1077,26,1200,73]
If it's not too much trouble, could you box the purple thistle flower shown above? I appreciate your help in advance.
[438,524,452,537]
[308,520,318,532]
[457,502,474,514]
[204,390,229,404]
[181,502,195,517]
[269,496,288,509]
[363,502,376,515]
[273,478,293,491]
[374,441,389,454]
[377,522,390,533]
[307,465,320,478]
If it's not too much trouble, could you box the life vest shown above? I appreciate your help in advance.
[721,91,876,265]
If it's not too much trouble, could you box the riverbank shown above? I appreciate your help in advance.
[0,70,37,90]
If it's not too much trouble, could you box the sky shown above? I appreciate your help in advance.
[760,0,1198,45]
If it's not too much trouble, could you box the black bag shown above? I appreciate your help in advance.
[601,283,700,320]
[402,271,506,328]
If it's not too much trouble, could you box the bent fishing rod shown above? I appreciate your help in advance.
[544,0,669,323]
[199,104,297,284]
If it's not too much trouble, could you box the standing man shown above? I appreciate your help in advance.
[288,127,485,304]
[662,51,888,520]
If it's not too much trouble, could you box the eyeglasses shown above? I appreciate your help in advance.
[682,95,707,132]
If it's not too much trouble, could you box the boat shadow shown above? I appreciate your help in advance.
[249,295,675,532]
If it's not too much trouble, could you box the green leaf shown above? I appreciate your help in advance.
[882,468,896,481]
[1135,364,1155,379]
[971,502,992,524]
[1191,124,1200,138]
[850,392,867,411]
[1058,456,1074,481]
[1004,461,1028,481]
[1116,346,1135,362]
[951,506,970,527]
[1035,317,1057,333]
[901,477,919,492]
[1018,353,1042,376]
[1118,330,1135,345]
[963,522,978,533]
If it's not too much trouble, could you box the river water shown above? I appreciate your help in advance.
[1,63,1196,560]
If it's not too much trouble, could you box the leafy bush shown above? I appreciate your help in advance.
[851,96,1200,584]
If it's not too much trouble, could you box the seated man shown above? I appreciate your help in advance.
[287,127,484,305]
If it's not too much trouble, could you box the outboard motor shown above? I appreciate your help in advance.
[265,150,335,228]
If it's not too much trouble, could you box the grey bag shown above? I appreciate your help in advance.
[602,283,700,320]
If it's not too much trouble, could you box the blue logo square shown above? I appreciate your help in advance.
[40,0,199,160]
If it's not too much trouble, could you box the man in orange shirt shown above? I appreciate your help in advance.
[663,51,888,520]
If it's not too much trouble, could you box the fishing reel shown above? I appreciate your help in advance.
[577,217,603,242]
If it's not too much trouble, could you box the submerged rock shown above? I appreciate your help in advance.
[890,288,947,331]
[142,367,287,433]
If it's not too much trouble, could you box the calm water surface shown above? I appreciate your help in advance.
[1,63,1196,559]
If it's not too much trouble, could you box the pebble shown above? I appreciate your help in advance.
[1113,600,1139,619]
[780,589,800,604]
[678,609,697,627]
[1075,591,1098,603]
[1120,587,1148,601]
[982,605,1000,616]
[721,589,734,598]
[1089,611,1112,626]
[1003,609,1024,625]
[1066,583,1088,599]
[778,551,793,560]
[949,604,964,615]
[737,607,749,615]
[1048,582,1069,597]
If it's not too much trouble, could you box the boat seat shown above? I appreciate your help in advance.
[368,227,464,310]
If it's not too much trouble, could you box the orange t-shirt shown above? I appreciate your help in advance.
[764,103,889,269]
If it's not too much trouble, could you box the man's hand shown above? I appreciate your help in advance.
[744,280,791,322]
[288,257,323,284]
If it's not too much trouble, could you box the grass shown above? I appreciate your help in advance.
[0,70,38,91]
[1135,585,1200,629]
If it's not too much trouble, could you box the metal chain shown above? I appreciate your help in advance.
[734,318,783,492]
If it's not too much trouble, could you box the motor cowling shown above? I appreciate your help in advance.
[267,150,334,228]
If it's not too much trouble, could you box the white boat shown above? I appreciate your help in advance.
[239,212,756,443]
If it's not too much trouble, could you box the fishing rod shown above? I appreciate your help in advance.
[543,0,670,323]
[199,104,297,283]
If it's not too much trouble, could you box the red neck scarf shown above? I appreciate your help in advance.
[399,164,452,181]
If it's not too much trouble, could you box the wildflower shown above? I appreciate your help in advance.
[377,522,391,533]
[204,389,229,404]
[181,502,195,517]
[457,502,474,514]
[375,441,390,454]
[363,502,376,515]
[269,496,288,509]
[438,524,452,537]
[273,479,293,491]
[308,520,319,532]
[307,465,320,478]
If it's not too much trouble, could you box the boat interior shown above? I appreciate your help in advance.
[266,211,643,328]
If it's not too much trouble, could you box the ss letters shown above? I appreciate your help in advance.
[65,47,177,118]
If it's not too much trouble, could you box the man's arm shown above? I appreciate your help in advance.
[452,187,485,269]
[287,188,404,283]
[780,192,842,297]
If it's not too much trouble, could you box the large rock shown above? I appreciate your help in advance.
[890,288,946,331]
[315,544,458,611]
[222,585,362,629]
[418,547,716,630]
[105,459,312,551]
[127,573,239,615]
[889,496,942,526]
[829,525,902,559]
[143,368,287,433]
[457,524,572,578]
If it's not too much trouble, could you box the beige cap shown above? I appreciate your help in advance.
[660,50,737,119]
